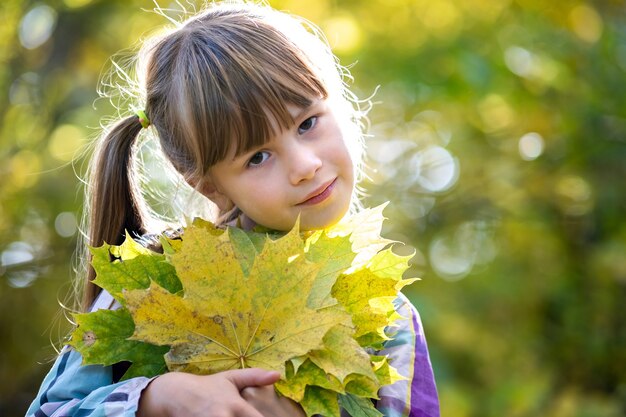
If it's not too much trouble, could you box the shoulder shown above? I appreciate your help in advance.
[381,292,421,352]
[135,227,184,254]
[380,292,436,384]
[393,292,426,336]
[393,292,418,318]
[89,288,120,312]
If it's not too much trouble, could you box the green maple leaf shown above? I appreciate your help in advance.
[91,232,182,302]
[304,231,356,309]
[339,393,383,417]
[124,223,351,376]
[69,235,179,375]
[69,309,168,379]
[301,386,341,417]
[344,374,380,399]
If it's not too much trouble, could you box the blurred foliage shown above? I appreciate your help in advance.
[1,0,625,416]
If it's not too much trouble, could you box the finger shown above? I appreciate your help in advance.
[234,402,266,417]
[241,385,273,401]
[223,368,280,390]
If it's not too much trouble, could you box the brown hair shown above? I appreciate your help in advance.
[79,2,365,311]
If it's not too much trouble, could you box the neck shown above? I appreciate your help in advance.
[239,213,257,230]
[225,211,257,230]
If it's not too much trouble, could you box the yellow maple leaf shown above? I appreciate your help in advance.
[123,222,351,376]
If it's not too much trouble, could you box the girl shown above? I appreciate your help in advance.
[26,2,439,416]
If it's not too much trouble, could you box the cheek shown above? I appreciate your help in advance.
[335,117,362,177]
[326,118,356,176]
[232,180,279,213]
[333,139,355,181]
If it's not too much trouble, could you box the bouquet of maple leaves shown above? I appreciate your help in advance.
[69,205,416,417]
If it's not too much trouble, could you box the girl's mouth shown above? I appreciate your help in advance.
[297,178,337,206]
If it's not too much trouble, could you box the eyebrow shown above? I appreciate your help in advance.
[288,99,320,122]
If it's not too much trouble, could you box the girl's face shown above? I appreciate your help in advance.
[205,99,355,231]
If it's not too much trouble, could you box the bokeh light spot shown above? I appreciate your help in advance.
[10,150,41,189]
[1,241,34,268]
[420,0,461,33]
[568,4,603,43]
[556,175,593,216]
[18,5,57,49]
[8,270,39,288]
[48,124,86,161]
[279,0,330,24]
[323,15,362,54]
[505,46,533,77]
[429,236,473,281]
[478,94,515,133]
[504,46,560,88]
[556,176,591,202]
[518,132,544,161]
[2,240,40,288]
[429,222,497,281]
[413,146,459,193]
[55,212,78,238]
[368,139,416,164]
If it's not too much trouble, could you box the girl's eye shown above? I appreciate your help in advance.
[247,151,270,167]
[298,116,318,135]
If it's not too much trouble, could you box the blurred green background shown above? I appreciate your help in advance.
[1,0,625,416]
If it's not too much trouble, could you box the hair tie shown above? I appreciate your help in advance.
[136,110,150,129]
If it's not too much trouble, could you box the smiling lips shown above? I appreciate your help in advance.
[297,178,337,206]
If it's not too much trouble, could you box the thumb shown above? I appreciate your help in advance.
[222,368,281,390]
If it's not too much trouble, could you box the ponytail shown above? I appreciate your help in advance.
[81,114,146,310]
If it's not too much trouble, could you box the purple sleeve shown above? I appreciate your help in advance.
[376,293,440,417]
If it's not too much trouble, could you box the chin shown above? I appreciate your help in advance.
[301,205,350,231]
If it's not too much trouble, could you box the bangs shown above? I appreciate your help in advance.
[179,16,328,165]
[226,43,328,158]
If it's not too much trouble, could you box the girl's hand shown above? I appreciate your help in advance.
[137,368,281,417]
[242,384,307,417]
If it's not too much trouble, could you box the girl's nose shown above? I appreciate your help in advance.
[288,145,322,185]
